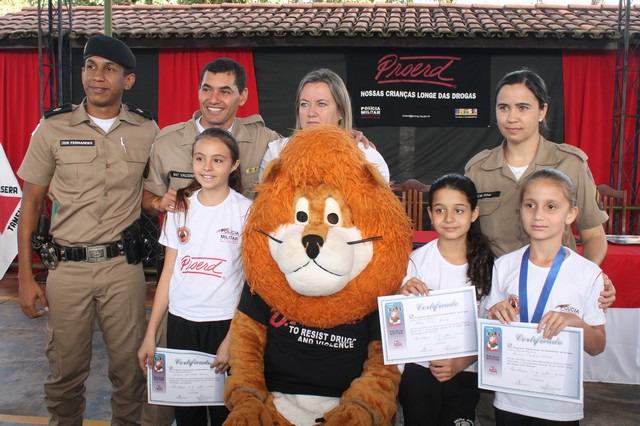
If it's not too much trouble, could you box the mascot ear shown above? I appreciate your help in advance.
[365,162,389,188]
[262,159,282,184]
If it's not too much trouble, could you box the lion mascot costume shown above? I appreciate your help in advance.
[224,126,412,425]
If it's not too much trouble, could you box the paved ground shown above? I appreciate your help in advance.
[1,270,638,425]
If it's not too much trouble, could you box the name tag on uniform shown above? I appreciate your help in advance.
[245,166,258,174]
[60,140,95,147]
[169,171,194,179]
[477,191,501,199]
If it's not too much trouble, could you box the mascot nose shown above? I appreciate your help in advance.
[302,234,324,259]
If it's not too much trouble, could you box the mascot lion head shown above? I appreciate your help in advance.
[243,126,412,328]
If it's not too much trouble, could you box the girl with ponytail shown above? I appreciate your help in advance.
[398,173,494,426]
[138,128,249,426]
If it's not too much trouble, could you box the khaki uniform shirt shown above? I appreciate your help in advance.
[144,111,280,199]
[18,103,158,246]
[465,137,608,257]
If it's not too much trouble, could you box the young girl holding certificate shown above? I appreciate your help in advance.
[486,169,606,425]
[137,128,251,426]
[398,174,494,426]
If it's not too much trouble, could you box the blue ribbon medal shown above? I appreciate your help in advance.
[518,246,566,323]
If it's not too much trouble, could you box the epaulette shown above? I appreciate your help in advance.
[235,114,265,126]
[464,149,492,172]
[156,121,188,138]
[43,103,73,119]
[126,104,155,121]
[556,143,588,162]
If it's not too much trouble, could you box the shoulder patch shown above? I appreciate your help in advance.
[44,103,72,119]
[556,143,588,162]
[464,149,492,172]
[126,104,154,120]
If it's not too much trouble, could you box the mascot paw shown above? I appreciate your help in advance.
[319,402,374,426]
[223,395,273,426]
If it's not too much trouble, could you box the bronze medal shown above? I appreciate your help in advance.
[178,226,190,244]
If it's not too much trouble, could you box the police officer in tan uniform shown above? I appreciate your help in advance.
[466,137,607,257]
[17,35,158,425]
[465,68,616,423]
[143,57,280,213]
[140,58,278,426]
[465,69,608,264]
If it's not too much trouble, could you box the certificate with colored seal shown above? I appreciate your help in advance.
[147,347,225,406]
[478,319,584,403]
[378,286,479,365]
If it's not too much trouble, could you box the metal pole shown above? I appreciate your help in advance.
[37,0,44,116]
[48,0,55,107]
[104,0,112,36]
[57,0,63,103]
[67,0,73,102]
[616,0,631,191]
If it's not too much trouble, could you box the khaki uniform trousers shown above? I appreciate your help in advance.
[45,255,146,426]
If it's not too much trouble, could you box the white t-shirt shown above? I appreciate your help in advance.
[88,114,116,133]
[508,163,528,180]
[159,188,252,322]
[259,136,391,182]
[484,245,605,421]
[402,239,481,373]
[404,239,470,290]
[195,117,233,135]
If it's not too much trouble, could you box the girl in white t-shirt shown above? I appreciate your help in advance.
[398,174,495,426]
[486,168,606,425]
[137,128,252,426]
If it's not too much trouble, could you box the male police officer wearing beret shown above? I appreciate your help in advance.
[17,34,158,425]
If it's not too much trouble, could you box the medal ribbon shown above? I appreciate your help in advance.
[518,246,566,323]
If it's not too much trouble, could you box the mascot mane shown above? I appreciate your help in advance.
[242,125,412,328]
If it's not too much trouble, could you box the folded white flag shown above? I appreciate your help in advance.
[0,143,22,279]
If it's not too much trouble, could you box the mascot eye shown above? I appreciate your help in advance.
[324,197,343,226]
[295,197,310,224]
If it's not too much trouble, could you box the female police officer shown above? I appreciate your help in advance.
[465,69,615,307]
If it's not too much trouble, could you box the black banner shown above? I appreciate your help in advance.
[348,51,490,127]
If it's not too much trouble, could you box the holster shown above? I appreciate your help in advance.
[122,220,143,264]
[31,215,59,270]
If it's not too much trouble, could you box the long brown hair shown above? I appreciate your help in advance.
[428,173,494,300]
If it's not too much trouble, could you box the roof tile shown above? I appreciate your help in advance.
[0,3,637,45]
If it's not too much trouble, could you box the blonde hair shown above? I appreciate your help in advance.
[294,68,353,133]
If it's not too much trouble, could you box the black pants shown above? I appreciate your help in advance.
[167,313,231,426]
[399,363,479,426]
[495,408,580,426]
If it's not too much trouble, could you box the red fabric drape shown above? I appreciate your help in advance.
[0,50,48,173]
[563,50,639,188]
[157,49,259,128]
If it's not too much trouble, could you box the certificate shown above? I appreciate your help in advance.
[478,319,584,403]
[147,347,226,406]
[378,286,479,365]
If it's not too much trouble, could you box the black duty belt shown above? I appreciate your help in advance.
[57,241,124,262]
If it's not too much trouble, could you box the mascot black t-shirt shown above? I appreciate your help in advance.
[238,284,381,397]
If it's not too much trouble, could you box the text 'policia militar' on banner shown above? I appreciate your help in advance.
[347,51,490,127]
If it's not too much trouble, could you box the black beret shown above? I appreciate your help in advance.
[83,34,136,71]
